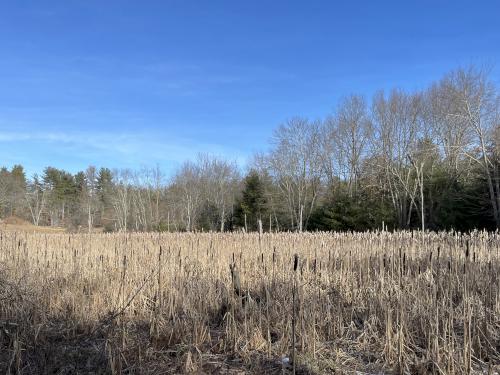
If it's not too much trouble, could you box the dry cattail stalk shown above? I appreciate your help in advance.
[0,230,498,374]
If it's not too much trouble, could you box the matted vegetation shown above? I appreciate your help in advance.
[1,231,499,374]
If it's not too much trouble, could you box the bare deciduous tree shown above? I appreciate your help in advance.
[111,169,132,231]
[171,161,203,231]
[81,166,99,232]
[439,66,500,227]
[331,95,372,197]
[198,154,240,232]
[372,90,423,228]
[25,174,46,226]
[267,118,323,231]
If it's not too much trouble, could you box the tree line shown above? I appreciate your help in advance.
[2,65,500,232]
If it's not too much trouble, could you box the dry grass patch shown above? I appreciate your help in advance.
[0,231,499,374]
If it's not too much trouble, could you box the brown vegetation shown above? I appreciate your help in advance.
[0,231,499,374]
[0,216,65,234]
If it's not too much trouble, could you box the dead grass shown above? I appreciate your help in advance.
[0,230,499,374]
[0,216,66,234]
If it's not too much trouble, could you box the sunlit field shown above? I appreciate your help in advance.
[1,230,499,374]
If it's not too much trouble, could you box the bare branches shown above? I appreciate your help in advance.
[266,118,323,231]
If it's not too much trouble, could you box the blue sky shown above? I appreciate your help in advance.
[1,1,499,177]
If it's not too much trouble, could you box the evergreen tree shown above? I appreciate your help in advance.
[234,170,268,231]
[97,167,114,230]
[309,184,394,232]
[42,167,77,226]
[9,165,27,217]
[0,167,10,217]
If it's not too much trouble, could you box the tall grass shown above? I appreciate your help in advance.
[0,230,499,374]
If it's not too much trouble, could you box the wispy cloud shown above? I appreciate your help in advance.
[0,129,248,174]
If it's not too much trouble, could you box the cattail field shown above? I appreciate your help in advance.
[1,230,499,374]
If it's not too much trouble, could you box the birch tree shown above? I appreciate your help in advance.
[25,174,46,226]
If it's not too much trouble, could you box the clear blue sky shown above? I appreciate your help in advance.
[1,1,499,177]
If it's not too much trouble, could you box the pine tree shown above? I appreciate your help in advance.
[234,170,268,231]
